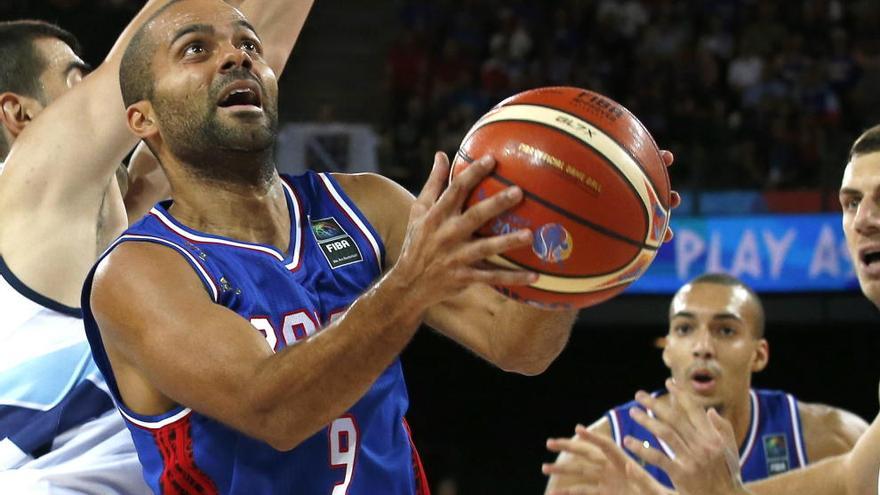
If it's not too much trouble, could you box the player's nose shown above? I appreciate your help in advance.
[219,44,254,73]
[854,198,880,237]
[691,327,715,358]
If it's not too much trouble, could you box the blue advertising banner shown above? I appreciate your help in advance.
[626,214,859,294]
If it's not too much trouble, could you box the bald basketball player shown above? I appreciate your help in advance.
[0,0,312,491]
[543,273,868,494]
[542,125,880,495]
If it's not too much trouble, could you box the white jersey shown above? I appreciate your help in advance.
[0,158,148,492]
[0,256,114,469]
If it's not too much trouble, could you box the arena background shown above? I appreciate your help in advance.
[4,0,880,493]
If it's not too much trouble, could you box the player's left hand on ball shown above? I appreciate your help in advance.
[544,425,670,495]
[625,379,746,495]
[660,150,680,243]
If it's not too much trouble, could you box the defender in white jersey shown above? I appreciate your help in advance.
[0,2,313,492]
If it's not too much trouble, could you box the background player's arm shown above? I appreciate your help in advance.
[544,417,613,494]
[799,401,869,461]
[339,171,577,375]
[91,155,535,450]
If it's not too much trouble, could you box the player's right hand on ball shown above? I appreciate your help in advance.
[391,152,538,308]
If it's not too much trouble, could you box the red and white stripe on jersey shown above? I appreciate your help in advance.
[118,406,192,430]
[316,173,384,274]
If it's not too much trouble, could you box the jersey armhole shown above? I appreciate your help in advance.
[315,172,387,274]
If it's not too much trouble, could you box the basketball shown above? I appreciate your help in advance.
[451,87,671,309]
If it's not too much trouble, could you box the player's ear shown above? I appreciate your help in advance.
[126,101,158,139]
[0,92,40,138]
[751,338,769,373]
[661,336,672,369]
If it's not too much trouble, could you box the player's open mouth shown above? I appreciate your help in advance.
[858,246,880,277]
[217,81,263,111]
[689,370,717,394]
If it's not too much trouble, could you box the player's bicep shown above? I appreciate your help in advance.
[842,412,880,494]
[91,242,273,433]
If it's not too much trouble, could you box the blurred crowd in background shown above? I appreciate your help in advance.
[384,0,880,195]
[6,0,880,204]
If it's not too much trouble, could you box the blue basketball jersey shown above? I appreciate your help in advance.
[82,172,430,495]
[606,389,808,487]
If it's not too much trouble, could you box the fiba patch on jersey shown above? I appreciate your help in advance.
[762,434,790,475]
[311,217,363,269]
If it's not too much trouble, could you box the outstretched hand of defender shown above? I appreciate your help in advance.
[626,379,748,495]
[544,425,671,495]
[392,152,536,308]
[660,150,680,243]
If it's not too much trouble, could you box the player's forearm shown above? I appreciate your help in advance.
[248,267,424,450]
[487,301,576,375]
[745,455,848,495]
[238,0,315,75]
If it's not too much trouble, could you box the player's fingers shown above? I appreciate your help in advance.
[435,155,495,214]
[541,460,604,479]
[547,486,600,495]
[628,407,691,459]
[663,226,674,243]
[708,408,737,447]
[625,462,670,495]
[454,185,523,235]
[634,390,696,436]
[670,190,681,209]
[623,435,676,475]
[574,425,627,470]
[457,230,532,264]
[415,152,452,210]
[465,266,538,287]
[546,436,606,464]
[666,379,711,432]
[660,150,674,167]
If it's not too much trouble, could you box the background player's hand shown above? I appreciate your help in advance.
[544,425,671,495]
[390,152,537,308]
[660,150,680,243]
[625,379,747,495]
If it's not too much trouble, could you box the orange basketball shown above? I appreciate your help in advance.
[451,87,671,309]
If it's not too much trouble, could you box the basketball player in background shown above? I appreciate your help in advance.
[543,273,868,493]
[541,125,880,495]
[0,0,312,491]
[80,0,680,491]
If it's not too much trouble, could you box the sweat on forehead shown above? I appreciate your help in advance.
[118,0,249,107]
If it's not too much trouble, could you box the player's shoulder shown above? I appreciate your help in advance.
[329,172,414,207]
[329,173,414,239]
[797,399,869,459]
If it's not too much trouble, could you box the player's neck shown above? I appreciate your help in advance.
[166,167,292,253]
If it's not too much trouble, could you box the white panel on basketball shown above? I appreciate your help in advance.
[464,104,665,248]
[487,249,655,294]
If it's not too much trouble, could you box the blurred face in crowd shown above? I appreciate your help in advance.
[840,151,880,307]
[662,282,768,413]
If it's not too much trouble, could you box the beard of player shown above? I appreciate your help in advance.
[151,66,279,187]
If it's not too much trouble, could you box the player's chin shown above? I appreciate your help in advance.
[859,277,880,308]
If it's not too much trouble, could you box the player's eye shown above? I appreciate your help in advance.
[841,196,860,211]
[673,324,692,336]
[240,39,260,53]
[718,327,736,337]
[184,43,206,57]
